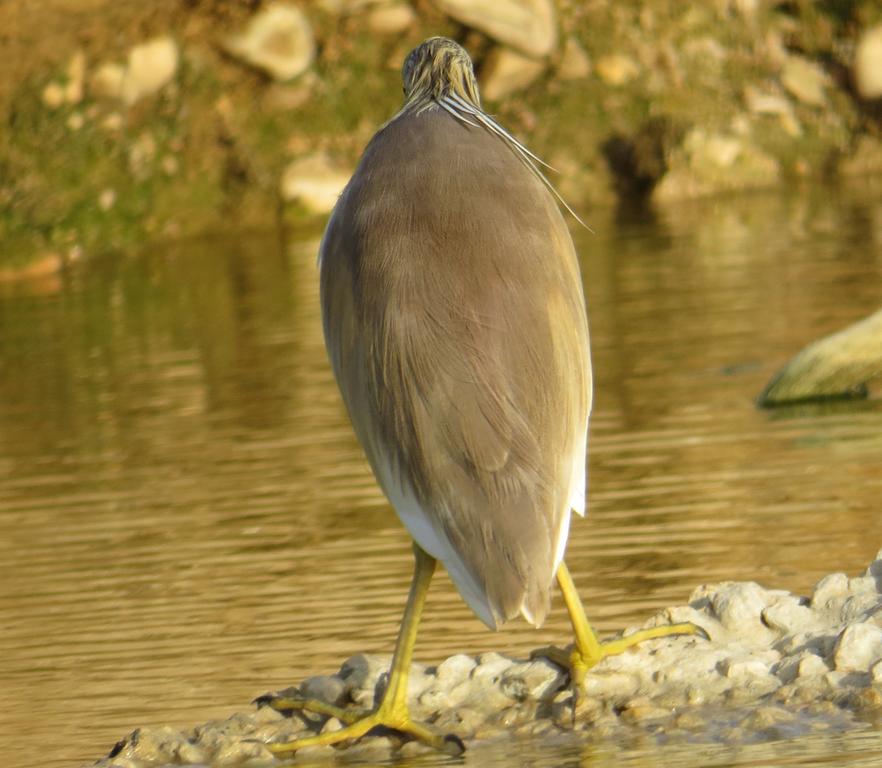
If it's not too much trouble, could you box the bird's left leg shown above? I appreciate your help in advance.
[261,545,464,756]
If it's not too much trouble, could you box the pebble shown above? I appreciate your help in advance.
[291,744,335,761]
[99,189,116,211]
[501,658,565,700]
[366,2,416,36]
[710,581,779,643]
[833,623,882,672]
[121,37,179,106]
[42,81,65,109]
[595,54,640,86]
[90,63,126,100]
[855,24,882,99]
[743,85,802,137]
[812,573,850,610]
[86,552,882,766]
[64,51,86,105]
[300,673,346,705]
[655,127,780,199]
[780,55,828,106]
[434,0,558,59]
[280,153,351,214]
[436,653,477,684]
[480,46,546,101]
[224,4,315,82]
[762,596,819,634]
[558,36,591,81]
[798,654,829,679]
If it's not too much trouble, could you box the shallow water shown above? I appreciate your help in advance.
[2,182,882,768]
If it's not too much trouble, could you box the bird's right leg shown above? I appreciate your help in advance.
[547,562,707,690]
[260,545,464,756]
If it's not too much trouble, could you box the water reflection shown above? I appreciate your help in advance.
[1,182,881,768]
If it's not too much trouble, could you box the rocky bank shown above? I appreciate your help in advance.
[92,549,882,767]
[2,0,882,274]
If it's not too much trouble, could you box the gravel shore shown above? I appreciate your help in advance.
[92,549,882,767]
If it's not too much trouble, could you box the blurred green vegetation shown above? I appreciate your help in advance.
[0,0,880,274]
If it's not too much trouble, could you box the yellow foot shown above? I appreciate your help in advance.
[534,621,709,688]
[257,695,465,757]
[255,693,367,724]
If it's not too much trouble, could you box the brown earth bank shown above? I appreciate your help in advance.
[1,0,882,274]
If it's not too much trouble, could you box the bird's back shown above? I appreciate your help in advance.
[320,105,591,628]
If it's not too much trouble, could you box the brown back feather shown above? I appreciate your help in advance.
[321,106,591,625]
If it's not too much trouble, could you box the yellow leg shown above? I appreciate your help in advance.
[266,545,464,756]
[555,561,706,688]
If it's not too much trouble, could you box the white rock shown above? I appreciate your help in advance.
[471,652,515,682]
[682,35,726,65]
[91,63,126,100]
[744,85,793,115]
[775,650,826,684]
[436,653,476,684]
[64,50,86,104]
[780,55,828,106]
[595,54,640,86]
[212,738,272,766]
[418,678,472,711]
[500,658,565,700]
[41,81,65,109]
[406,663,435,700]
[743,85,801,136]
[855,24,882,99]
[775,629,838,661]
[812,572,850,611]
[293,743,336,761]
[99,188,116,211]
[654,643,731,686]
[798,653,829,678]
[122,37,179,105]
[280,153,351,214]
[101,112,123,132]
[480,46,545,100]
[582,671,640,700]
[558,36,591,80]
[710,581,772,631]
[702,134,742,167]
[128,132,157,179]
[252,704,284,724]
[762,597,820,635]
[433,0,557,58]
[871,659,882,683]
[161,155,179,176]
[848,576,878,594]
[367,2,416,35]
[841,593,882,623]
[225,4,316,81]
[174,741,207,764]
[724,657,771,681]
[833,623,882,672]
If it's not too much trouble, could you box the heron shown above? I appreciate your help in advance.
[267,36,701,755]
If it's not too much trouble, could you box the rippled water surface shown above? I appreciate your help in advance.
[2,183,882,768]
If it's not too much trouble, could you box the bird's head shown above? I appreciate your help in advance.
[402,37,481,110]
